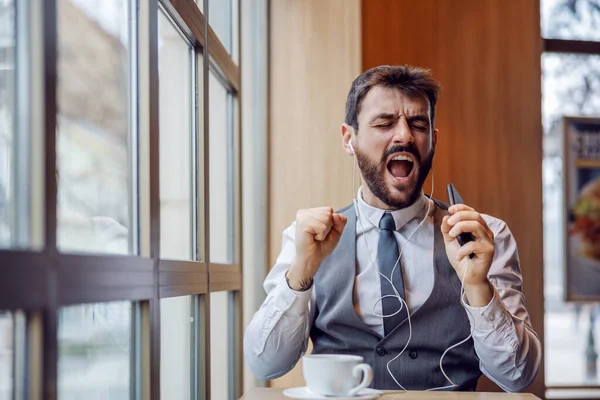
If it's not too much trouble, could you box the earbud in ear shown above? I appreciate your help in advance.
[349,139,356,155]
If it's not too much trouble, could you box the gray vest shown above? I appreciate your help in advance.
[310,199,481,390]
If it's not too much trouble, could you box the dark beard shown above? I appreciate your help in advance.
[356,144,434,209]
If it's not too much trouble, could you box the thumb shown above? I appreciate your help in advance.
[322,213,347,252]
[331,213,348,236]
[441,215,454,244]
[320,214,347,256]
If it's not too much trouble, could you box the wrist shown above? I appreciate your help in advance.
[463,279,494,308]
[286,258,318,291]
[463,278,491,289]
[291,255,321,275]
[285,269,314,292]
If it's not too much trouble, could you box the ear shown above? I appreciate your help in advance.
[342,123,355,156]
[432,128,439,153]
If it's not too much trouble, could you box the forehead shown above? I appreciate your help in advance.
[359,86,429,120]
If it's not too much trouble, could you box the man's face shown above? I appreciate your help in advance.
[351,86,437,209]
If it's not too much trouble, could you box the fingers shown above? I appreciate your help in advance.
[455,240,494,262]
[448,210,490,232]
[446,208,493,237]
[306,217,332,241]
[443,208,494,248]
[448,221,493,242]
[441,215,453,243]
[296,207,336,242]
[448,204,474,213]
[331,213,348,236]
[441,215,451,233]
[455,241,477,261]
[296,207,334,221]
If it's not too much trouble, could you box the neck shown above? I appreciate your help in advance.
[360,184,420,211]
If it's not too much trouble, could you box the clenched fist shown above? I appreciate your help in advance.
[286,207,348,291]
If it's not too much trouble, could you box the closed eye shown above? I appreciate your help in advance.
[411,124,428,132]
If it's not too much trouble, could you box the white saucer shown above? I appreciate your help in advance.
[283,387,382,400]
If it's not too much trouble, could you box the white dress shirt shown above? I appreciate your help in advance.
[244,190,541,392]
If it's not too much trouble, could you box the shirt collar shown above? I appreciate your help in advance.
[356,186,429,232]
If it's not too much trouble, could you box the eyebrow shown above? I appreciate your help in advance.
[406,115,430,124]
[368,113,396,124]
[368,113,430,125]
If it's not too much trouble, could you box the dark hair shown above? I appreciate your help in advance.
[344,65,441,130]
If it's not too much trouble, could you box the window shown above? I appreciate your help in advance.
[157,7,200,400]
[0,310,25,398]
[209,70,235,264]
[542,0,600,393]
[210,291,232,400]
[0,0,43,251]
[543,53,600,387]
[0,312,13,398]
[58,302,132,398]
[208,0,239,64]
[0,0,242,398]
[158,8,195,261]
[0,0,18,248]
[56,0,136,255]
[542,0,600,41]
[160,296,195,400]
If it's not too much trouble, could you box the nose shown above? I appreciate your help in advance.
[392,116,415,146]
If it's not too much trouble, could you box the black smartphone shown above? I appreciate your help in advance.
[446,183,474,250]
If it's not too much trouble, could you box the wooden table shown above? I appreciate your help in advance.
[240,388,541,400]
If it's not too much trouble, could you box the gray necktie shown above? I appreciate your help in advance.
[378,212,406,336]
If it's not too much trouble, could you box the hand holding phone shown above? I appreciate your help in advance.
[446,183,474,252]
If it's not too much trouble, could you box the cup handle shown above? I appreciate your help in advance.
[347,363,373,397]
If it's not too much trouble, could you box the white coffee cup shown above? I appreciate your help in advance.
[302,354,373,397]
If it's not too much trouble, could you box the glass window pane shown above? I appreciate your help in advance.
[542,53,600,386]
[209,72,234,264]
[210,292,230,400]
[160,296,193,400]
[0,0,15,248]
[0,1,41,250]
[58,302,131,399]
[0,312,13,398]
[232,0,238,65]
[541,0,600,41]
[158,9,194,261]
[56,0,134,255]
[209,0,238,62]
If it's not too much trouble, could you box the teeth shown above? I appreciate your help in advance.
[391,155,413,162]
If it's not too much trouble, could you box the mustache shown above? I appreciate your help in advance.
[381,144,421,164]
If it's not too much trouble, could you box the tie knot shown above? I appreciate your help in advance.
[379,212,396,231]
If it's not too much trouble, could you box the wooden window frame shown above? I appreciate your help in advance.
[0,0,243,399]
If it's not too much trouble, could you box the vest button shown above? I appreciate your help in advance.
[409,350,418,359]
[376,347,387,357]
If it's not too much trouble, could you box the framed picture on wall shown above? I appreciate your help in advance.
[563,116,600,302]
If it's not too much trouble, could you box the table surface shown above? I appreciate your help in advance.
[240,387,541,400]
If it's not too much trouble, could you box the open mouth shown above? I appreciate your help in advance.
[387,154,415,181]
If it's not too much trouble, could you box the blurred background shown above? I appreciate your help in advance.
[266,1,600,399]
[0,0,599,399]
